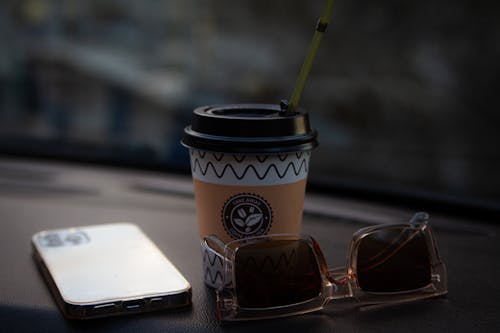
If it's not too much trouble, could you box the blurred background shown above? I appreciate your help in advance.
[0,0,499,213]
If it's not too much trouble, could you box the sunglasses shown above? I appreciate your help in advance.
[202,212,447,321]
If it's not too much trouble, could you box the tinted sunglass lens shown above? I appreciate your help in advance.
[356,228,431,292]
[234,239,322,308]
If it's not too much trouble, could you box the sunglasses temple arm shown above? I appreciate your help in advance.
[409,212,429,226]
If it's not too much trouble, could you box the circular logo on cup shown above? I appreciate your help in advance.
[222,194,272,239]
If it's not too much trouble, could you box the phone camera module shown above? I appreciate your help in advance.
[64,231,90,246]
[37,231,90,247]
[38,233,64,247]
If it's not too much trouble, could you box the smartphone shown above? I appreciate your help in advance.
[32,223,191,319]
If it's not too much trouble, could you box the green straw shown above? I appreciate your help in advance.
[284,0,336,114]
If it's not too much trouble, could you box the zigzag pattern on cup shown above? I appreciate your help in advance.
[192,158,308,180]
[190,150,309,163]
[190,150,310,186]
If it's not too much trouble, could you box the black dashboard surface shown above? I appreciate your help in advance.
[0,158,498,332]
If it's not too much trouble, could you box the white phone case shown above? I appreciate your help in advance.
[32,223,191,319]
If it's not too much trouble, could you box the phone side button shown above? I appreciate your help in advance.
[87,303,119,316]
[149,297,167,308]
[123,299,146,311]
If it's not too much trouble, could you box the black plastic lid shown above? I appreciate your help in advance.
[181,104,318,154]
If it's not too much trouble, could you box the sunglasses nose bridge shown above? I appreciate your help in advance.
[326,279,353,302]
[326,267,354,301]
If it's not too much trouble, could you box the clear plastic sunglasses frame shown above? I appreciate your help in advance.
[203,212,447,321]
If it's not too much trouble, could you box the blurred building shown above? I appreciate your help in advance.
[0,0,498,203]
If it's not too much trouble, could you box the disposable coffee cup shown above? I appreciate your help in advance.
[182,104,317,240]
[181,104,317,287]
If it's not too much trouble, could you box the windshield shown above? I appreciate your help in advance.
[0,1,498,213]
